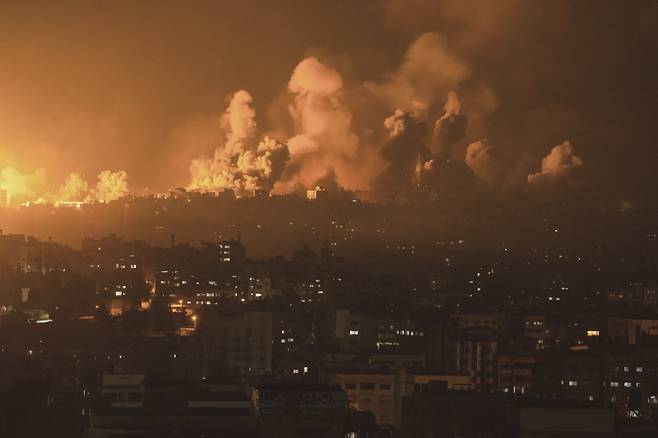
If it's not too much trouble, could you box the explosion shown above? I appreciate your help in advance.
[0,167,129,207]
[92,170,129,202]
[2,32,586,206]
[278,57,368,192]
[0,167,46,205]
[58,173,89,202]
[188,90,289,196]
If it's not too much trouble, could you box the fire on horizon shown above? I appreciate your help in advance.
[2,3,658,438]
[0,0,656,210]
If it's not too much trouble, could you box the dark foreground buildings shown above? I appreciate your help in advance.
[1,195,658,437]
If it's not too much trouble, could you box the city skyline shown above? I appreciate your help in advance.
[1,1,657,437]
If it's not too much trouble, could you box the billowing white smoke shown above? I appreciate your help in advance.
[189,90,289,196]
[528,140,583,183]
[279,57,371,192]
[384,109,414,138]
[236,136,289,193]
[366,32,470,115]
[223,90,257,156]
[465,139,501,184]
[364,32,496,156]
[175,33,497,198]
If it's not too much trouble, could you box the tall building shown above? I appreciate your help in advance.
[497,354,538,395]
[454,331,498,392]
[199,311,272,376]
[213,238,246,266]
[329,309,378,353]
[247,271,273,299]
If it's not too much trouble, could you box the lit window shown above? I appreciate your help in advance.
[624,382,632,388]
[610,381,619,387]
[636,367,643,372]
[349,330,359,336]
[568,381,578,387]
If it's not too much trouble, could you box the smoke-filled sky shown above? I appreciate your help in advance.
[0,0,656,203]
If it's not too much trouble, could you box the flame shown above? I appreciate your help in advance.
[0,166,129,207]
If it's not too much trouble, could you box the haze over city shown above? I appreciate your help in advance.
[0,1,657,437]
[1,1,655,203]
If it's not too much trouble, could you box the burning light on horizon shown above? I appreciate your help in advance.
[1,34,585,207]
[0,167,129,207]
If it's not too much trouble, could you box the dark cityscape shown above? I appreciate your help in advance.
[1,1,657,437]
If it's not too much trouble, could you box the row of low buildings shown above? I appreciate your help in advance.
[85,373,621,438]
[86,375,347,438]
[63,306,658,428]
[2,232,658,436]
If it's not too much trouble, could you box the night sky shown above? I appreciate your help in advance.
[0,0,656,202]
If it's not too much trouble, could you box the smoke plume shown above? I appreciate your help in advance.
[527,141,583,184]
[277,57,370,192]
[465,139,502,184]
[432,91,467,159]
[365,32,470,115]
[189,90,289,196]
[223,90,257,156]
[373,110,429,200]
